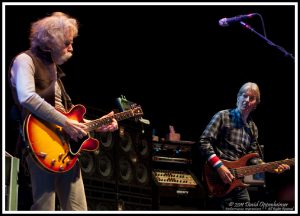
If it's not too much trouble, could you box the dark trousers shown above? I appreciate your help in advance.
[206,187,250,210]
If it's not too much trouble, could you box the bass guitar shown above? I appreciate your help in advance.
[203,153,294,198]
[23,104,143,173]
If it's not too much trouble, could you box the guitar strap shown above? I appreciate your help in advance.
[56,66,74,111]
[256,142,264,160]
[248,121,264,160]
[57,78,74,111]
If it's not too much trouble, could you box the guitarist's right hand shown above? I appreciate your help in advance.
[217,165,235,184]
[63,119,88,142]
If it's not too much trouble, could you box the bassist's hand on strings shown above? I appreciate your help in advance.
[217,165,235,184]
[63,118,88,142]
[273,163,290,174]
[259,161,290,174]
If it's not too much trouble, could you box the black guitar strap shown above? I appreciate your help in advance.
[56,66,74,111]
[248,121,264,160]
[57,78,73,111]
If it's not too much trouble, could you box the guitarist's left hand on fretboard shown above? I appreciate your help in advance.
[272,163,291,174]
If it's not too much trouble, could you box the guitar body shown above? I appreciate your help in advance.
[24,104,100,173]
[203,153,259,198]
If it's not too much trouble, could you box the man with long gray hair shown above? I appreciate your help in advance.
[8,12,118,211]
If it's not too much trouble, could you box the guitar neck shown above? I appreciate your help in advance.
[234,158,294,178]
[84,110,136,132]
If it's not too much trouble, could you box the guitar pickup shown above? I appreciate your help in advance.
[37,152,47,159]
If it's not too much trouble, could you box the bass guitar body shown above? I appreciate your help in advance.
[203,153,294,198]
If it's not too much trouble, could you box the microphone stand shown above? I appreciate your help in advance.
[240,21,295,61]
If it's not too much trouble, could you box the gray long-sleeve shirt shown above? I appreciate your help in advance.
[10,53,68,126]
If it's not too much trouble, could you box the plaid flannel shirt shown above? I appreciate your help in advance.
[199,108,259,162]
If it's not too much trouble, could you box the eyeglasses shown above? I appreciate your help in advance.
[64,40,73,47]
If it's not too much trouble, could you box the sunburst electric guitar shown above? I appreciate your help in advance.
[23,104,143,173]
[203,153,294,198]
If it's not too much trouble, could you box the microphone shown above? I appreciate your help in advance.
[219,13,257,27]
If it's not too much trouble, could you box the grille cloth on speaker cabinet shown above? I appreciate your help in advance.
[80,132,116,185]
[116,122,152,187]
[80,107,153,210]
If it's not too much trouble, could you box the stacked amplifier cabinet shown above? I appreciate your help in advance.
[80,106,153,210]
[152,140,206,210]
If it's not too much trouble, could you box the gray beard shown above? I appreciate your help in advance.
[53,52,72,65]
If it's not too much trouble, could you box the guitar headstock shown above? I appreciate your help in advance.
[130,104,144,119]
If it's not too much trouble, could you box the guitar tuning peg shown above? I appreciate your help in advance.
[130,103,137,109]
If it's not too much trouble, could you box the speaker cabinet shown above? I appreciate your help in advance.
[86,192,153,211]
[80,131,117,193]
[117,193,153,210]
[79,108,153,210]
[80,132,115,180]
[86,189,118,210]
[115,121,152,188]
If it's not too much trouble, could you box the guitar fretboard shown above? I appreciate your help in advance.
[84,108,142,132]
[231,158,294,178]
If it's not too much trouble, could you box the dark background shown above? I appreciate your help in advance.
[4,3,296,206]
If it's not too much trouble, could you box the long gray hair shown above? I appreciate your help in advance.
[29,12,78,51]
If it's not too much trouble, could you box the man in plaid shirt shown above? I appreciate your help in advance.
[199,82,290,210]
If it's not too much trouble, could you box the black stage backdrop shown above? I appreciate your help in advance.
[4,3,296,205]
